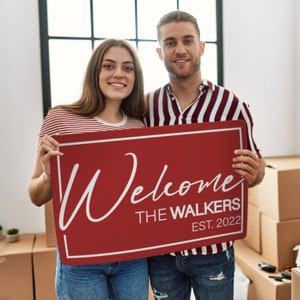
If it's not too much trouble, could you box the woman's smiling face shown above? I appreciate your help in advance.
[99,46,135,103]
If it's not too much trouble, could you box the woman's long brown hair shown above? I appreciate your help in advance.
[53,39,145,119]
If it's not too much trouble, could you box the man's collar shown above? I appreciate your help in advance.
[166,78,215,96]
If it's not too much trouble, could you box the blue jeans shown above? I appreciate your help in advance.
[56,251,149,300]
[148,246,235,300]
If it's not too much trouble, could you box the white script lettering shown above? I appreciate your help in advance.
[58,153,243,230]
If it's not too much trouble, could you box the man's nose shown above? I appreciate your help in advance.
[175,42,186,54]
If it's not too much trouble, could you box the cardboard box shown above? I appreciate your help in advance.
[32,233,57,300]
[248,185,260,207]
[292,267,300,300]
[243,203,261,253]
[235,241,291,300]
[261,214,300,271]
[45,200,57,247]
[0,234,35,300]
[249,156,300,221]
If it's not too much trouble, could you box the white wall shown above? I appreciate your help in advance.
[0,0,299,234]
[0,0,45,233]
[223,0,298,156]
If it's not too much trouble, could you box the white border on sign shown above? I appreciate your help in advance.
[55,126,245,259]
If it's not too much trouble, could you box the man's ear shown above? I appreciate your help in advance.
[156,47,163,60]
[200,42,205,57]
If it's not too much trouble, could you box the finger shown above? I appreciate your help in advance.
[39,135,60,150]
[233,150,259,168]
[233,168,257,185]
[234,163,257,177]
[38,135,62,157]
[234,157,258,171]
[233,159,258,185]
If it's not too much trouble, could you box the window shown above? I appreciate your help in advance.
[39,0,223,116]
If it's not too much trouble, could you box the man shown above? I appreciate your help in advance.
[145,10,265,300]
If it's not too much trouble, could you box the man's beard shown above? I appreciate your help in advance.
[165,59,200,79]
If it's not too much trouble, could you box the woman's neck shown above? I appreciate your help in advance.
[97,105,123,123]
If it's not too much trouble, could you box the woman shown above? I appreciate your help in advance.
[28,39,148,300]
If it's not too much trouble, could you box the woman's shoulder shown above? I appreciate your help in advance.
[46,107,73,118]
[40,107,83,136]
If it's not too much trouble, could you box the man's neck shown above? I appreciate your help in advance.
[169,76,203,110]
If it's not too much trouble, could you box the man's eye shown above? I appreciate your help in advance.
[185,38,196,45]
[166,42,175,47]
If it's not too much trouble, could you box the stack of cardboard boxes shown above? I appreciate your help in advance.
[235,156,300,300]
[32,232,57,300]
[0,232,56,300]
[0,234,35,299]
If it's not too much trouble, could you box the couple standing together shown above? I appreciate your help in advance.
[28,10,265,300]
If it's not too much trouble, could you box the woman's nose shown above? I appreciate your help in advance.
[113,66,124,77]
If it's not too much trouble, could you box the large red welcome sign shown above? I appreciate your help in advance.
[50,120,247,265]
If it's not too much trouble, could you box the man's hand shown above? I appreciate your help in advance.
[232,149,265,187]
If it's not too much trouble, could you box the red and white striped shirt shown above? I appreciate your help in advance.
[39,107,145,136]
[145,79,261,256]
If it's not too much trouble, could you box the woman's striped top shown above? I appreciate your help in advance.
[39,107,145,136]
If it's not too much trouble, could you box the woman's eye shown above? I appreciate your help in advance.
[103,64,113,69]
[125,66,134,72]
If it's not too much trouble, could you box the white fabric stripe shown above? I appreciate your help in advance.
[209,86,223,121]
[201,246,207,255]
[166,92,177,125]
[191,248,198,255]
[159,88,167,126]
[222,93,235,120]
[240,106,257,153]
[198,88,212,121]
[148,92,155,126]
[232,100,242,120]
[211,244,218,254]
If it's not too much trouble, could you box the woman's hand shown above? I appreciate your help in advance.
[38,135,63,178]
